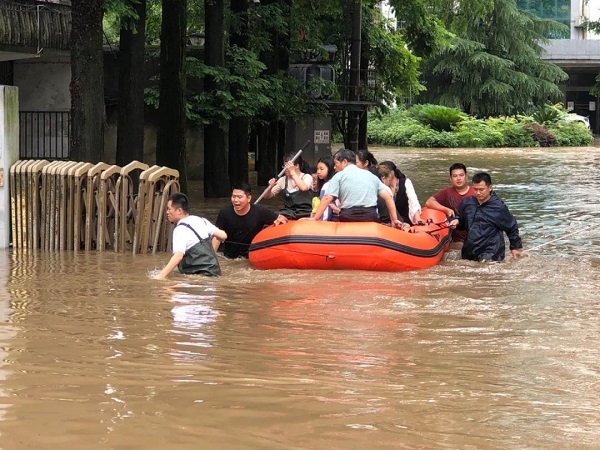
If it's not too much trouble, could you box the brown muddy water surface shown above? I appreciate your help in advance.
[1,146,600,449]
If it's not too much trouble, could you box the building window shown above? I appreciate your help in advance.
[517,0,571,38]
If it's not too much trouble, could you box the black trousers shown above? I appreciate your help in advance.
[339,206,379,223]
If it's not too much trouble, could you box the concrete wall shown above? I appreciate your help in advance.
[0,86,19,249]
[103,122,205,180]
[13,55,70,111]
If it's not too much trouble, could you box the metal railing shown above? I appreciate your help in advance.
[19,111,70,160]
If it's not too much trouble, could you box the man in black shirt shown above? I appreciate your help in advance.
[214,182,287,258]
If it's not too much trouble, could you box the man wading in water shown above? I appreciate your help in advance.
[449,172,522,262]
[153,193,227,279]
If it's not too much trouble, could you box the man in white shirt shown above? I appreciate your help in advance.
[154,193,227,279]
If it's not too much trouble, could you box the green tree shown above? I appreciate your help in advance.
[420,0,568,116]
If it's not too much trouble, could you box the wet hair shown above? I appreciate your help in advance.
[316,156,334,191]
[377,164,394,180]
[168,192,190,214]
[283,153,311,174]
[472,172,492,185]
[231,181,252,195]
[356,149,378,167]
[378,161,406,182]
[333,148,356,164]
[449,163,467,175]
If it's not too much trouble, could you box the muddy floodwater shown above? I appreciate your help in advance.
[1,146,600,449]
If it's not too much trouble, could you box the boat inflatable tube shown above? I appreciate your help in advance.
[249,207,451,271]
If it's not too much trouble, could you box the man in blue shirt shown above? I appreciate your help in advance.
[310,149,406,229]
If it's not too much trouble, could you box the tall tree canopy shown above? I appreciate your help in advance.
[420,0,568,116]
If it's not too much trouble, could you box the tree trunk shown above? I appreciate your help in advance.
[256,122,279,186]
[204,0,230,198]
[347,0,361,152]
[228,0,249,185]
[156,0,188,193]
[70,0,105,163]
[255,0,291,184]
[116,0,146,166]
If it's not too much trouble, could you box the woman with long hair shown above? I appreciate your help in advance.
[264,153,315,219]
[310,156,340,221]
[355,149,379,176]
[377,161,422,225]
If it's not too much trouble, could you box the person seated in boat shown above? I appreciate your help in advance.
[425,162,475,243]
[153,193,227,279]
[448,172,522,262]
[355,149,379,176]
[310,156,340,221]
[215,182,287,259]
[263,153,314,219]
[377,161,422,226]
[310,148,406,229]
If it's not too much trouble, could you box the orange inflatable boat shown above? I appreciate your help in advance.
[249,208,451,271]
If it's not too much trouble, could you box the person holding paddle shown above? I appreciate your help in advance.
[261,153,314,219]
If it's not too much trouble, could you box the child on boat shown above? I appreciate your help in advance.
[310,156,340,221]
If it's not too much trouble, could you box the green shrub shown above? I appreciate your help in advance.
[366,105,590,148]
[453,119,505,147]
[407,128,459,148]
[406,104,467,131]
[485,116,538,147]
[369,113,425,146]
[548,122,594,146]
[532,104,563,125]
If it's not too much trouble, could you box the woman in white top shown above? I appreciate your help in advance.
[264,153,314,219]
[377,161,422,225]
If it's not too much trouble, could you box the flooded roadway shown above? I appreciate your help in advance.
[1,146,600,449]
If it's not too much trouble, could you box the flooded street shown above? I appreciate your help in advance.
[1,146,600,449]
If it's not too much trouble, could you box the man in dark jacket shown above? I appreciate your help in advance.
[449,172,522,261]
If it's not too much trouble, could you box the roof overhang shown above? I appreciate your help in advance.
[542,39,600,69]
[0,46,40,62]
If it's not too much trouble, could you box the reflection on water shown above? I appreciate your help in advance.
[0,146,599,449]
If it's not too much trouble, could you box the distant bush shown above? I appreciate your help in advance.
[524,123,557,147]
[453,119,505,147]
[486,116,538,147]
[532,104,564,125]
[367,105,593,148]
[407,128,459,148]
[549,122,594,146]
[406,104,467,132]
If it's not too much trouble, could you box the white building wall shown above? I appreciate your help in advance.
[0,86,19,249]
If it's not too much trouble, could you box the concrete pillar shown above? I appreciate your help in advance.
[0,86,19,250]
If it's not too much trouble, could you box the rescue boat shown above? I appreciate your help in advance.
[249,208,451,271]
